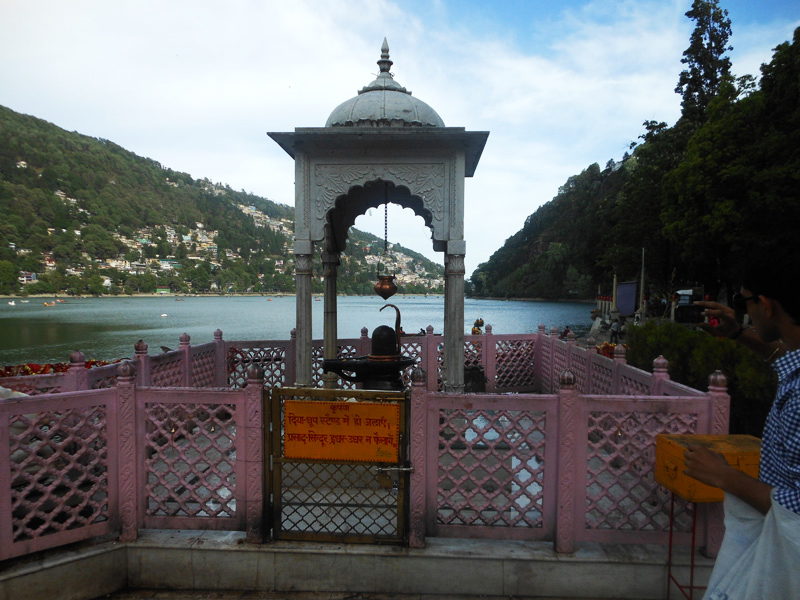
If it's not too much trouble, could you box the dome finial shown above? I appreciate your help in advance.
[377,37,393,75]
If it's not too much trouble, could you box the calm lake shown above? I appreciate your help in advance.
[0,296,592,366]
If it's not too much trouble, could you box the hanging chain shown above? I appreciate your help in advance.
[383,202,389,255]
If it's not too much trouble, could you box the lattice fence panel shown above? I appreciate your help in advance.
[618,372,651,396]
[438,408,547,530]
[280,463,398,536]
[149,355,184,387]
[144,402,237,519]
[8,406,110,542]
[464,340,483,369]
[400,339,423,387]
[584,410,698,533]
[1,376,66,396]
[571,351,588,393]
[552,343,568,379]
[539,342,553,392]
[590,358,614,394]
[89,374,117,390]
[495,340,537,389]
[191,348,217,388]
[227,345,286,388]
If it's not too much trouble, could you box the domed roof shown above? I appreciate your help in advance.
[325,39,445,128]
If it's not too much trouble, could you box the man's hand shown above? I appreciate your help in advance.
[683,444,733,489]
[693,300,740,338]
[683,443,774,514]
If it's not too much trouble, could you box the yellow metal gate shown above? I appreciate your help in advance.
[270,387,410,544]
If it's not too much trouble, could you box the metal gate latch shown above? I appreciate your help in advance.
[372,465,414,473]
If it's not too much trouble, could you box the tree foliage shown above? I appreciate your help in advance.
[0,105,444,295]
[675,0,733,125]
[472,19,800,304]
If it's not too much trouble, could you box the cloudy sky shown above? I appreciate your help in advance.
[1,1,798,276]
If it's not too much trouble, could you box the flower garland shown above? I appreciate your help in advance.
[596,342,627,359]
[0,359,118,378]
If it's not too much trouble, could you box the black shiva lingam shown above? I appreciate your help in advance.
[323,304,415,391]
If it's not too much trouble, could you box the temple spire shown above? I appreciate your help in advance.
[377,38,393,75]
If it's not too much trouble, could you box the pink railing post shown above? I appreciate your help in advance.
[556,369,580,553]
[213,329,227,387]
[116,361,138,542]
[244,365,266,543]
[179,333,191,387]
[67,350,88,391]
[134,339,150,386]
[408,366,428,548]
[424,326,438,392]
[484,324,496,393]
[535,324,547,389]
[611,343,627,393]
[359,326,370,356]
[651,355,670,395]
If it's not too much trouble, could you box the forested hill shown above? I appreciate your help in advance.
[0,105,445,295]
[471,22,800,302]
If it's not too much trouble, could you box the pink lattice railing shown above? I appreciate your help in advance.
[493,335,538,391]
[0,388,119,561]
[147,351,185,387]
[428,393,559,541]
[190,343,218,388]
[227,341,290,389]
[580,398,703,543]
[411,369,729,552]
[0,373,67,396]
[139,388,247,531]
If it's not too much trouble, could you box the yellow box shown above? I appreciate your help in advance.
[655,434,761,502]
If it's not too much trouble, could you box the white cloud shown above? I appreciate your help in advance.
[1,0,796,275]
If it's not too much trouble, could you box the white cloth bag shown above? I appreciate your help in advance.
[704,492,800,599]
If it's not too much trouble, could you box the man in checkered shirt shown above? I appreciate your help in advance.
[687,255,800,598]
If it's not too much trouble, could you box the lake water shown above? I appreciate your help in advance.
[0,296,593,366]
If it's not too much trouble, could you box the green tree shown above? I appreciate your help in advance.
[0,260,18,294]
[675,0,733,125]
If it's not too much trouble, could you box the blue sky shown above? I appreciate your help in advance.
[1,1,798,276]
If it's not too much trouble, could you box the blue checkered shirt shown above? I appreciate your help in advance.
[760,349,800,514]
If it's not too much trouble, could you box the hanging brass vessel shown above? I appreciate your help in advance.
[374,274,397,300]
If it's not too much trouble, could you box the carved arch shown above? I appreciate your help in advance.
[325,181,435,254]
[310,162,449,244]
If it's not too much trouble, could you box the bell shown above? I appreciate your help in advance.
[374,274,397,300]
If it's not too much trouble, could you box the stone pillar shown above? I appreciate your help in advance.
[555,369,578,554]
[117,361,138,542]
[294,251,313,387]
[322,251,339,389]
[443,252,465,393]
[179,333,191,387]
[408,367,428,548]
[244,365,266,543]
[68,351,87,391]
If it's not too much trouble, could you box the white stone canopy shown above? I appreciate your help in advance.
[269,39,488,392]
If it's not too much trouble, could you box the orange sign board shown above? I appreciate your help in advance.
[284,401,400,463]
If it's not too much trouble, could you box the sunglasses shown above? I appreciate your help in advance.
[732,292,758,322]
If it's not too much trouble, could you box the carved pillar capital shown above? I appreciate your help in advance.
[295,253,313,275]
[444,253,465,275]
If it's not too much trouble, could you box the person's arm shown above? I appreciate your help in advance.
[694,300,786,362]
[683,444,773,514]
